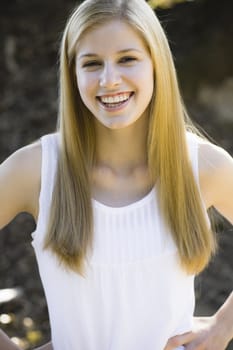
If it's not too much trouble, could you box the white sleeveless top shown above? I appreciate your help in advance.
[32,132,206,350]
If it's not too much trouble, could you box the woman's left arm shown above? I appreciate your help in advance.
[164,293,233,350]
[204,142,233,224]
[165,141,233,350]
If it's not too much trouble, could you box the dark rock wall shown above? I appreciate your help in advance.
[0,0,232,348]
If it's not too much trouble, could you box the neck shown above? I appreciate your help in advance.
[94,116,149,175]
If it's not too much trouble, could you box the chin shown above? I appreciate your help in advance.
[105,121,133,130]
[102,116,139,130]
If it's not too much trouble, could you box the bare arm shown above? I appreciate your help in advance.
[0,329,53,350]
[199,141,233,223]
[165,141,233,350]
[35,342,53,350]
[0,143,45,349]
[215,291,233,345]
[0,142,41,229]
[0,329,21,350]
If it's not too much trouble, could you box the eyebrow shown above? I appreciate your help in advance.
[77,48,143,60]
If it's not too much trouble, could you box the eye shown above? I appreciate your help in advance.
[82,60,102,68]
[119,56,137,64]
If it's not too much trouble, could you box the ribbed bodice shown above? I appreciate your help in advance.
[31,132,205,350]
[91,187,177,266]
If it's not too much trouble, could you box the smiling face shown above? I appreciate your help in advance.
[75,19,154,129]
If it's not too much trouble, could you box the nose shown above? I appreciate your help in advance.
[99,62,122,88]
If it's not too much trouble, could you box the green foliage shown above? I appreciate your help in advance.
[77,0,195,9]
[147,0,195,9]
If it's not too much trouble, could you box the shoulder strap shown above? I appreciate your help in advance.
[32,133,59,247]
[186,132,210,224]
[186,132,200,182]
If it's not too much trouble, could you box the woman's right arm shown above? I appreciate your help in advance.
[35,342,53,350]
[0,329,21,350]
[0,142,41,229]
[0,142,53,349]
[0,329,53,350]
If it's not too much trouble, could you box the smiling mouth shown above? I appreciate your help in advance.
[97,92,134,109]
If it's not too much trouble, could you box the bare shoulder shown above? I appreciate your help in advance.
[198,139,233,179]
[198,138,233,223]
[1,141,42,174]
[0,140,42,229]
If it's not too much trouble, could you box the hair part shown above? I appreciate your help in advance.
[44,0,216,275]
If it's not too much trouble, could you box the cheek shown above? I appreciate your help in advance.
[135,69,154,101]
[143,66,154,98]
[76,72,87,94]
[76,74,96,101]
[142,63,154,85]
[75,74,100,114]
[130,63,154,88]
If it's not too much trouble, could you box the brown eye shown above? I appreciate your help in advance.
[83,61,102,68]
[119,56,137,63]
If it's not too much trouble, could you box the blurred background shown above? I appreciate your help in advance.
[0,0,232,348]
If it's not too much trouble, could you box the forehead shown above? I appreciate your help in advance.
[76,19,148,56]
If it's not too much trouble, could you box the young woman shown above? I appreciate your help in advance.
[0,0,233,349]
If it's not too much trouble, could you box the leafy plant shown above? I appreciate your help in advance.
[147,0,195,9]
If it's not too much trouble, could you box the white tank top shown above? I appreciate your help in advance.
[32,132,205,350]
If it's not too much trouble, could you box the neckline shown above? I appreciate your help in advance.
[92,187,156,212]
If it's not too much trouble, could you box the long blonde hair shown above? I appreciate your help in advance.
[44,0,216,275]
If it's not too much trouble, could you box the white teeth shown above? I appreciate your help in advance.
[100,93,131,104]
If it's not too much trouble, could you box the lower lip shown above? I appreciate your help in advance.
[97,94,134,112]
